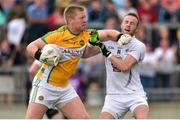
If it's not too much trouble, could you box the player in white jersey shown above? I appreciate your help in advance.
[103,37,146,95]
[89,13,149,119]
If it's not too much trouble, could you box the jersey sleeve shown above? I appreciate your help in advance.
[128,43,146,62]
[41,30,62,44]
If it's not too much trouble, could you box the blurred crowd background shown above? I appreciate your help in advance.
[0,0,180,108]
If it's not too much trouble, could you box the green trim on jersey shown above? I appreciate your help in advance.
[41,67,45,73]
[56,25,67,32]
[47,66,55,83]
[41,25,67,43]
[67,26,80,36]
[41,37,47,44]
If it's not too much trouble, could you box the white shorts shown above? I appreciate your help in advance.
[101,93,148,119]
[29,77,78,109]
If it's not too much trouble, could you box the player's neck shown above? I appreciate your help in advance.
[67,25,80,35]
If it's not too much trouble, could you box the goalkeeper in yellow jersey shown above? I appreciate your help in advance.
[26,4,131,119]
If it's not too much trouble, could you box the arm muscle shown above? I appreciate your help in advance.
[109,54,137,72]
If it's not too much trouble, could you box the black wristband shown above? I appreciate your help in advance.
[99,43,111,57]
[116,33,123,41]
[97,36,99,41]
[34,49,42,60]
[104,50,111,57]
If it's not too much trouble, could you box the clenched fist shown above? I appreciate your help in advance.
[117,34,132,46]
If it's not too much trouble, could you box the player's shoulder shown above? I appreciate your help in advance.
[130,37,146,52]
[132,37,145,47]
[132,37,144,44]
[56,25,68,32]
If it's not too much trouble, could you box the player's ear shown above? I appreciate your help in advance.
[134,25,140,34]
[65,17,71,24]
[135,28,138,34]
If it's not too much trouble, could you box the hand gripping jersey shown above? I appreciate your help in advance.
[36,25,92,87]
[103,36,146,95]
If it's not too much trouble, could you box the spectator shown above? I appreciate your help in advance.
[154,39,174,88]
[159,0,180,24]
[26,0,49,44]
[0,3,6,25]
[152,25,171,49]
[0,11,6,25]
[105,16,120,30]
[87,0,103,23]
[25,0,34,7]
[7,0,26,22]
[0,0,14,17]
[7,0,27,46]
[48,8,65,31]
[101,0,119,22]
[0,39,14,67]
[0,38,26,66]
[173,29,180,87]
[0,39,15,105]
[112,0,127,9]
[140,42,156,88]
[137,0,158,24]
[55,0,72,10]
[117,0,137,20]
[47,0,55,15]
[135,25,148,43]
[160,0,180,9]
[72,0,91,7]
[6,0,27,66]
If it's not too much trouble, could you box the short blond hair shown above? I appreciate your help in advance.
[64,4,85,24]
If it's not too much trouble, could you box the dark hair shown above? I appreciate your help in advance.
[15,0,23,5]
[125,13,140,26]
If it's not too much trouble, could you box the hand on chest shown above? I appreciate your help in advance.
[108,45,129,58]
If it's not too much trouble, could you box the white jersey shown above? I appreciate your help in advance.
[103,36,146,95]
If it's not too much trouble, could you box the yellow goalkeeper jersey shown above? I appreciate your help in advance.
[36,25,92,87]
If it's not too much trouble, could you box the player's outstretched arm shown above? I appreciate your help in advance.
[98,30,132,46]
[88,29,132,47]
[83,29,131,58]
[81,45,100,58]
[98,29,120,41]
